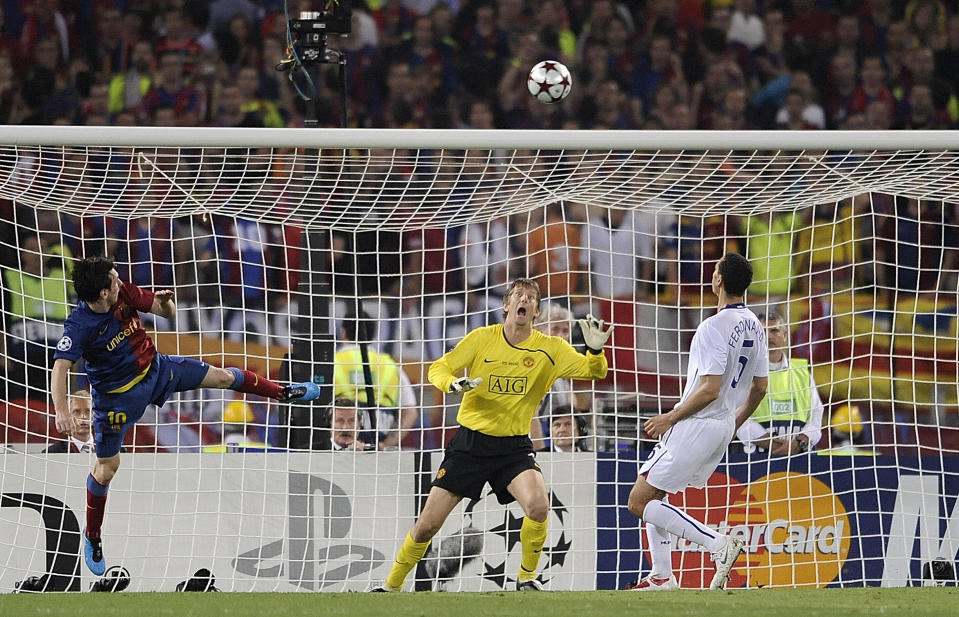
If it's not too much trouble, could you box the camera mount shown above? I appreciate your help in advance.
[280,1,353,128]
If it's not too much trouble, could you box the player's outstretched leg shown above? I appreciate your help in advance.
[214,366,320,402]
[279,381,321,402]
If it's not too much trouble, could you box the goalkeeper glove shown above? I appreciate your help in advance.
[449,376,482,394]
[578,313,614,354]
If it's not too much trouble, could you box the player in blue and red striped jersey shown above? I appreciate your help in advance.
[51,255,319,576]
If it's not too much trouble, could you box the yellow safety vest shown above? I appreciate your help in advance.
[746,213,799,297]
[2,269,70,322]
[751,358,812,424]
[333,348,400,407]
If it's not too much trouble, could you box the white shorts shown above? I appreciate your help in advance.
[638,415,735,494]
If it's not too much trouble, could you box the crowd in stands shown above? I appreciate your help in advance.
[2,0,959,453]
[2,0,959,130]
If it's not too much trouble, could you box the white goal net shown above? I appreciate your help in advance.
[0,127,957,592]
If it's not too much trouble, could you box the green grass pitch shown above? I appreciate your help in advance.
[1,588,957,617]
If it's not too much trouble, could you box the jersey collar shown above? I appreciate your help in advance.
[722,302,746,310]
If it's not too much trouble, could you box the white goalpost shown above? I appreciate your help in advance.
[0,127,957,592]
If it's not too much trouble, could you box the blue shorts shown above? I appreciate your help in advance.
[91,354,210,458]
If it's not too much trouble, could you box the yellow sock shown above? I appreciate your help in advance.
[517,516,548,582]
[385,531,431,590]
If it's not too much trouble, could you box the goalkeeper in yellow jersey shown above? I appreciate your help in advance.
[375,278,612,592]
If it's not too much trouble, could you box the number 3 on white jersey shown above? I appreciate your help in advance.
[730,339,754,389]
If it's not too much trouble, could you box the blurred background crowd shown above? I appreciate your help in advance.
[2,0,959,130]
[1,0,959,455]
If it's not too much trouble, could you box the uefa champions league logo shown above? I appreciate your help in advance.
[428,491,571,591]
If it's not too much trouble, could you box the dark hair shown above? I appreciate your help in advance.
[550,405,589,437]
[718,252,753,297]
[343,310,374,342]
[73,256,115,303]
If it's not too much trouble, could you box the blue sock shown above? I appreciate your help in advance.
[87,473,109,496]
[228,367,244,390]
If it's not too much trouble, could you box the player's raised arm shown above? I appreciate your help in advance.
[151,289,176,320]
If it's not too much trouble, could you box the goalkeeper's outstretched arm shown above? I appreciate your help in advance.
[577,314,613,354]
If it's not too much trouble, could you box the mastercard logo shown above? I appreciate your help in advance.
[651,471,851,588]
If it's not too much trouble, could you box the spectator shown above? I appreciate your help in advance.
[236,65,283,128]
[20,2,70,66]
[535,0,576,64]
[393,15,459,110]
[140,52,202,125]
[714,86,754,130]
[462,213,511,301]
[734,309,824,456]
[899,82,951,129]
[728,0,764,52]
[527,203,583,302]
[107,40,153,114]
[750,9,788,90]
[823,403,877,455]
[632,33,687,114]
[334,310,418,450]
[208,0,262,38]
[543,407,588,453]
[774,70,826,129]
[156,8,205,71]
[0,51,20,124]
[215,13,259,72]
[834,12,865,67]
[878,197,959,295]
[20,37,60,124]
[776,88,819,130]
[529,302,582,448]
[583,205,663,300]
[591,78,642,129]
[0,234,71,400]
[457,1,509,101]
[741,211,802,302]
[824,50,858,128]
[368,0,416,51]
[88,7,127,77]
[692,60,744,129]
[42,390,96,453]
[210,83,250,126]
[795,201,861,295]
[202,400,270,452]
[852,55,894,116]
[327,398,372,451]
[78,83,110,125]
[784,0,836,57]
[905,0,947,50]
[107,217,176,292]
[498,30,546,122]
[934,14,959,96]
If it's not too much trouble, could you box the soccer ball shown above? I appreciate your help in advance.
[527,60,572,104]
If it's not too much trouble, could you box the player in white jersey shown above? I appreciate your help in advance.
[624,253,770,592]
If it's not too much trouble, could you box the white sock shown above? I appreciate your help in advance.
[642,499,725,553]
[645,523,673,578]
